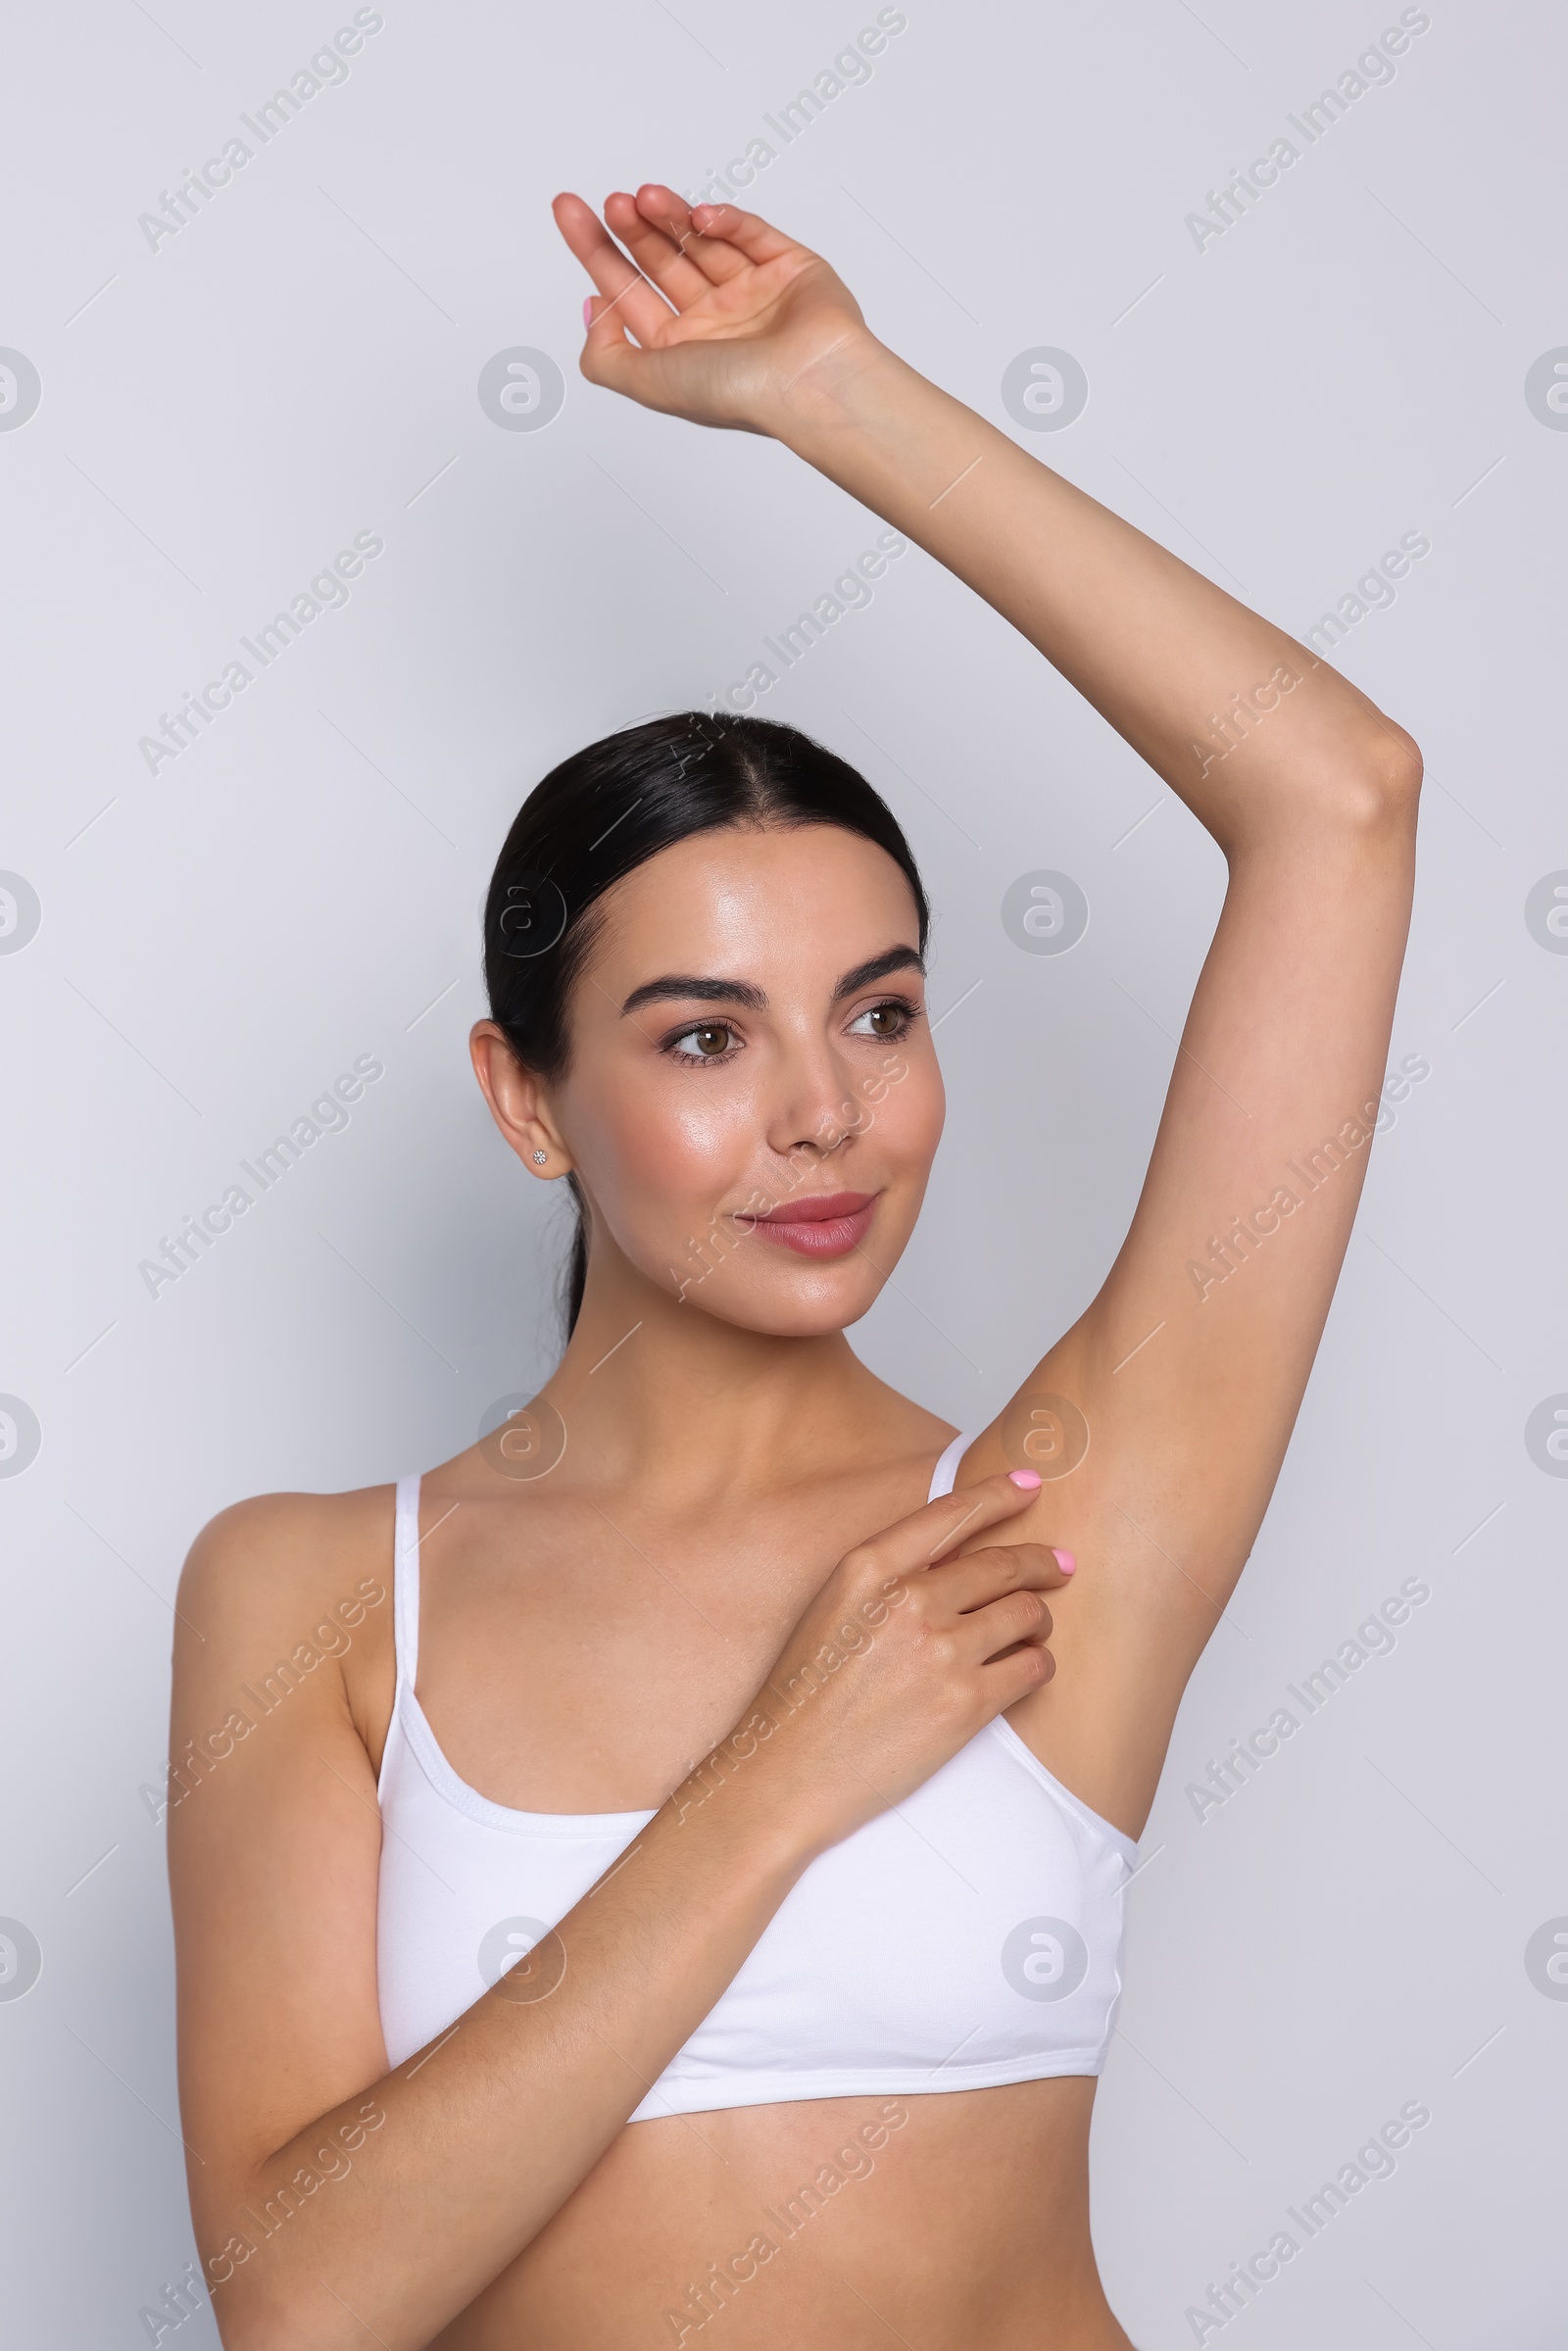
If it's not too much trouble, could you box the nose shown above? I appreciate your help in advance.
[763,1030,869,1164]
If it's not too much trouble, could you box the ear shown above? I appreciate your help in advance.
[468,1022,573,1180]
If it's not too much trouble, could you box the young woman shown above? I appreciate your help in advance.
[168,185,1421,2349]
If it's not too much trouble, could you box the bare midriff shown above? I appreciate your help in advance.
[428,2077,1134,2350]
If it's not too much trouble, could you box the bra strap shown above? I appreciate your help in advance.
[927,1432,975,1504]
[392,1473,422,1692]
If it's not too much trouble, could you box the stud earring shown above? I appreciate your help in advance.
[532,1150,548,1165]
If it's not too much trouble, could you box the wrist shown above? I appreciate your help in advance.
[767,325,920,456]
[664,1694,837,1876]
[770,334,994,527]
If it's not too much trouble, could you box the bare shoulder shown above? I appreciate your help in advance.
[178,1481,393,1618]
[173,1481,398,1765]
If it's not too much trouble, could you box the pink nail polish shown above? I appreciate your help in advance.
[583,297,594,326]
[1052,1548,1076,1575]
[1008,1470,1042,1491]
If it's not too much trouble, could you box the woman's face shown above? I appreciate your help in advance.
[547,822,946,1338]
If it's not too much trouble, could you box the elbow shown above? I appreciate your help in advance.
[1372,719,1424,808]
[1226,713,1423,857]
[1339,721,1423,835]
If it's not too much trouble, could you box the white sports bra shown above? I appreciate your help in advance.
[376,1434,1137,2119]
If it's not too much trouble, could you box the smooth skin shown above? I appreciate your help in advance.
[168,186,1421,2351]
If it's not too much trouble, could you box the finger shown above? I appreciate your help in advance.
[632,183,751,283]
[605,189,713,311]
[580,295,636,389]
[552,191,677,346]
[578,321,685,413]
[688,198,802,269]
[573,306,706,418]
[980,1639,1057,1705]
[850,1473,1046,1585]
[955,1586,1054,1666]
[923,1473,1046,1565]
[932,1544,1074,1615]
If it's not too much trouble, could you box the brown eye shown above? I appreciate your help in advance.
[853,1000,912,1041]
[670,1022,736,1060]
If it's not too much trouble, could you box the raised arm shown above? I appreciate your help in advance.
[555,186,1421,1835]
[557,184,1416,819]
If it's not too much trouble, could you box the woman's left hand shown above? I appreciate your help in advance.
[552,184,877,438]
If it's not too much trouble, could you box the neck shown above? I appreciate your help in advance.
[535,1241,905,1499]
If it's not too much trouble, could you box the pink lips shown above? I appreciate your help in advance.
[745,1191,877,1258]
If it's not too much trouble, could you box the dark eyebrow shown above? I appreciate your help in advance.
[831,946,925,1003]
[619,945,924,1020]
[620,974,768,1015]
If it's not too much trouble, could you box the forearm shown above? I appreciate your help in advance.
[207,1759,813,2351]
[781,333,1418,849]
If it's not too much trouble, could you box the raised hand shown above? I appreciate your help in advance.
[552,183,876,437]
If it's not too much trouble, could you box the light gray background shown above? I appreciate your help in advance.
[2,1,1564,2344]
